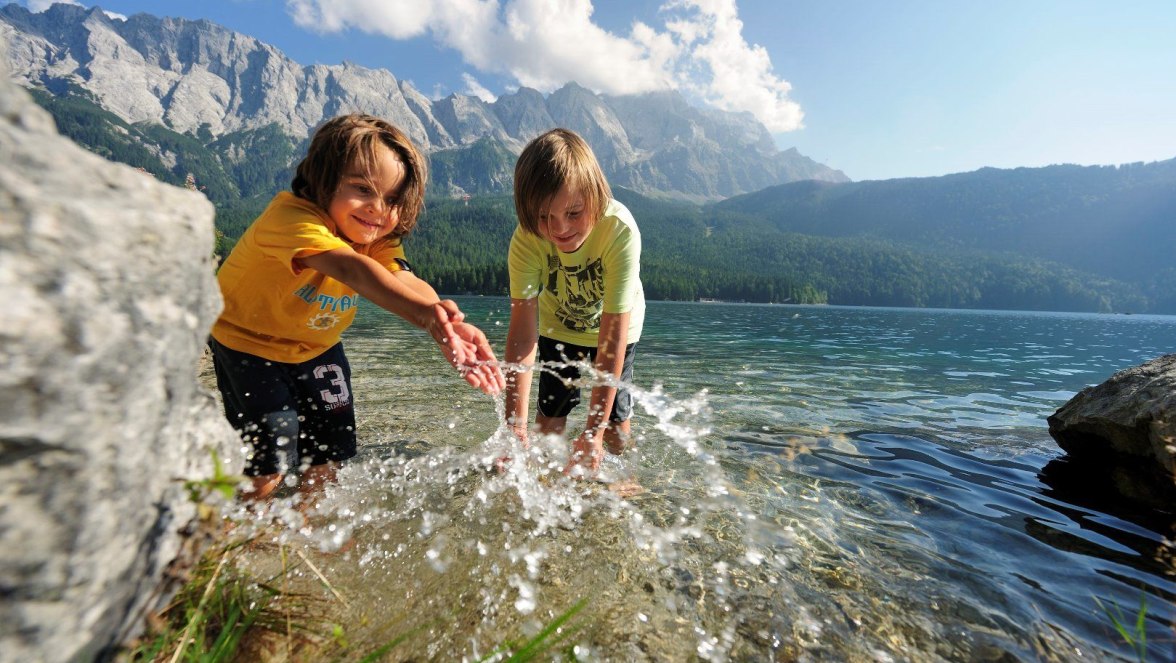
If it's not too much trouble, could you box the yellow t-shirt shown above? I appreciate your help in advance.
[508,199,644,347]
[211,192,409,363]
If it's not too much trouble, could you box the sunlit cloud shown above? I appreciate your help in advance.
[26,0,66,9]
[461,73,496,102]
[284,0,803,132]
[27,0,80,10]
[27,1,126,21]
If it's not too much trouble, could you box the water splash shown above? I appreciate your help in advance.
[215,329,1176,662]
[219,360,806,660]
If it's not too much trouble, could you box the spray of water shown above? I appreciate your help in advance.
[219,360,811,660]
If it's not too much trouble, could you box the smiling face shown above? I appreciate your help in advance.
[538,184,595,253]
[327,142,406,246]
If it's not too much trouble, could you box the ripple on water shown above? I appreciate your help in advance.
[736,431,1176,661]
[222,301,1176,661]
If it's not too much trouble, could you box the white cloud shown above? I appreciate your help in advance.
[26,0,82,11]
[26,1,125,20]
[461,73,496,102]
[284,0,803,132]
[665,0,803,132]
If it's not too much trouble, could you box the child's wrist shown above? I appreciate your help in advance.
[423,313,442,340]
[424,302,449,335]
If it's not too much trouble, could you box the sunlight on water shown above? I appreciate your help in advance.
[211,301,1176,661]
[220,364,820,660]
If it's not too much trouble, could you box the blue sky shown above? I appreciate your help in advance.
[20,0,1176,182]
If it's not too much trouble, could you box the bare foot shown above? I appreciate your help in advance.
[330,536,357,556]
[494,455,513,473]
[244,473,283,502]
[606,479,645,498]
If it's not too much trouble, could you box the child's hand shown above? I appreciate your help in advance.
[495,423,529,473]
[428,300,464,357]
[448,321,506,394]
[430,300,466,354]
[564,431,604,476]
[427,301,505,394]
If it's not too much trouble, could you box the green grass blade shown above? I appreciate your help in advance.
[357,623,432,663]
[501,597,589,662]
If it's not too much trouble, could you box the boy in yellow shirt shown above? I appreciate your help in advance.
[210,114,503,501]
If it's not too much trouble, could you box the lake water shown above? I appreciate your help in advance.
[232,299,1176,661]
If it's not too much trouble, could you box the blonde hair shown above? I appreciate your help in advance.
[513,128,611,237]
[291,113,427,240]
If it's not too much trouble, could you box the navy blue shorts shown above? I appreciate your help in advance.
[209,339,357,477]
[537,336,637,421]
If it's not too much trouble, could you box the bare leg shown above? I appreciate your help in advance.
[298,461,355,552]
[536,414,567,436]
[604,419,632,455]
[298,461,339,512]
[244,473,283,501]
[603,420,642,496]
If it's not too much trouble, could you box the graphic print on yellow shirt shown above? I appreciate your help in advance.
[212,191,409,363]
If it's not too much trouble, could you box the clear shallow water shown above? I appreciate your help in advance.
[229,300,1176,661]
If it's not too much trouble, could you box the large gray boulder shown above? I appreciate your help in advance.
[1047,354,1176,484]
[0,46,239,662]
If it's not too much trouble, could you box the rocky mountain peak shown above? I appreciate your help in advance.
[1,3,849,199]
[492,86,553,143]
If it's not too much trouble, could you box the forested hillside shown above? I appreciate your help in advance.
[407,189,1148,312]
[27,86,1174,313]
[27,86,297,255]
[713,162,1176,283]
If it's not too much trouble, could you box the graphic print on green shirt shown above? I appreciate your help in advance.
[548,256,605,333]
[509,199,645,347]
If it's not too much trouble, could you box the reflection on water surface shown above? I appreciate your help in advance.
[223,300,1175,661]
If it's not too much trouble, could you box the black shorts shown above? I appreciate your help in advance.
[537,336,637,421]
[209,339,357,477]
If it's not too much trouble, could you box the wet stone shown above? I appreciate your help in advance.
[661,565,695,591]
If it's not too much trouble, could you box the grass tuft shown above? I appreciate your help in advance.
[125,539,271,662]
[479,597,591,662]
[1095,593,1149,663]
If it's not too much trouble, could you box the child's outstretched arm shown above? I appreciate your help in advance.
[566,310,630,473]
[301,247,503,393]
[503,297,539,441]
[425,293,505,394]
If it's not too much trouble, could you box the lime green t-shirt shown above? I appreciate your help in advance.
[211,191,409,363]
[508,199,645,347]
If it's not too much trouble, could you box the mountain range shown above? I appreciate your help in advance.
[4,2,1174,314]
[712,160,1176,284]
[0,2,847,201]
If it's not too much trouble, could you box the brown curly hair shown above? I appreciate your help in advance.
[291,114,427,241]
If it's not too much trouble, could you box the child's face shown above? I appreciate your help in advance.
[328,142,406,245]
[538,184,594,253]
